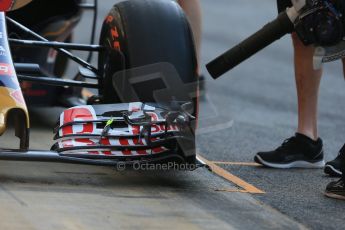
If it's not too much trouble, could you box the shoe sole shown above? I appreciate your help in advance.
[254,155,325,169]
[324,165,342,177]
[324,192,345,200]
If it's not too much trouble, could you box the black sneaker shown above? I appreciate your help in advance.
[324,144,345,177]
[254,133,325,169]
[325,178,345,200]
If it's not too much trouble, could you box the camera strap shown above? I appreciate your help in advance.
[313,41,345,69]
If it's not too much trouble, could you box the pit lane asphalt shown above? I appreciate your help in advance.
[199,0,345,229]
[0,0,344,229]
[0,112,303,230]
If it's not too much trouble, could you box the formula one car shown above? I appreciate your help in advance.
[0,0,200,168]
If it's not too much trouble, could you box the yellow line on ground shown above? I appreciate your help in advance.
[215,189,249,193]
[197,154,265,194]
[212,161,261,167]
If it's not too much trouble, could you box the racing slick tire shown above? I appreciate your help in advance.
[98,0,198,104]
[98,0,198,164]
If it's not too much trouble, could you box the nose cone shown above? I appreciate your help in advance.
[0,86,16,134]
[0,86,28,135]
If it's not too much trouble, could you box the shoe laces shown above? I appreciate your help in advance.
[276,137,298,152]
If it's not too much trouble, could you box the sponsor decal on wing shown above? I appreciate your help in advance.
[55,103,175,156]
[59,105,97,137]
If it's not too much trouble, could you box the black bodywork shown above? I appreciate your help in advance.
[8,0,90,106]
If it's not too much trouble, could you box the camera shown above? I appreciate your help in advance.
[295,0,345,46]
[206,0,345,79]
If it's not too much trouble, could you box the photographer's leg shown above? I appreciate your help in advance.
[177,0,202,64]
[325,157,345,200]
[324,60,345,177]
[177,0,206,95]
[254,33,324,169]
[292,33,322,140]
